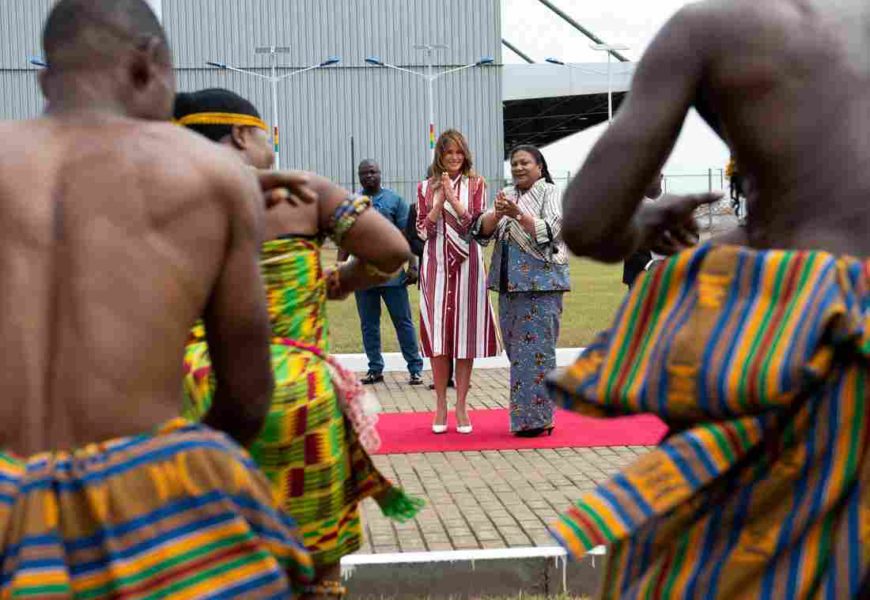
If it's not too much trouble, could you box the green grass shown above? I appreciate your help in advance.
[325,256,625,354]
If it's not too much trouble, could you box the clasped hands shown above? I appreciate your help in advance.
[494,189,521,220]
[434,172,466,213]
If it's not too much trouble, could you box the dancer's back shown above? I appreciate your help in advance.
[566,0,870,259]
[0,117,267,454]
[696,0,870,254]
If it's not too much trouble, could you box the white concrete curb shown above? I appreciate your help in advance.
[333,347,585,373]
[341,545,605,567]
[340,546,607,596]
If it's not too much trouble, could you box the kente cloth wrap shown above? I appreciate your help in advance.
[547,244,869,599]
[0,418,313,599]
[183,237,423,569]
[276,336,382,454]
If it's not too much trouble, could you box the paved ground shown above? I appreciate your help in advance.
[356,369,652,554]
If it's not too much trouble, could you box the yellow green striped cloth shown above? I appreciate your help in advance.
[548,244,869,599]
[184,237,422,571]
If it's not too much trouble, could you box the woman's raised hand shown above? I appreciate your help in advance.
[494,190,508,219]
[440,172,458,205]
[495,190,520,219]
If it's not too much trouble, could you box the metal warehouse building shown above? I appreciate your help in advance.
[0,0,503,201]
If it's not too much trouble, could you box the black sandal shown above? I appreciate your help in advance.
[514,427,554,438]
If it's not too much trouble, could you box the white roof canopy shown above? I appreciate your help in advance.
[503,62,635,102]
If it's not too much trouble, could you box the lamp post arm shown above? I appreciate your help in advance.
[377,63,428,79]
[210,63,274,82]
[431,63,476,80]
[275,63,321,81]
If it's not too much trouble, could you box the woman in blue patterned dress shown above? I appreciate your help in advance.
[474,145,570,436]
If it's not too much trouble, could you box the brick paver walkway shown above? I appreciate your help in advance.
[357,369,652,554]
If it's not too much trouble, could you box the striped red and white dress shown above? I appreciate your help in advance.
[416,174,500,359]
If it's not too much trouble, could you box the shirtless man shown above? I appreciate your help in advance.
[0,1,312,595]
[562,0,870,260]
[549,1,870,597]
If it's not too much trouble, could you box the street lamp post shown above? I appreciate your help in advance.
[365,48,494,157]
[206,48,340,169]
[416,44,446,155]
[589,43,629,123]
[544,53,628,123]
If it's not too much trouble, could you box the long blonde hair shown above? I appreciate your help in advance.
[428,129,476,184]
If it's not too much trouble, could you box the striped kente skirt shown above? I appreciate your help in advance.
[548,244,869,599]
[0,418,313,598]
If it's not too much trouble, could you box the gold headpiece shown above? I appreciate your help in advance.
[175,112,268,132]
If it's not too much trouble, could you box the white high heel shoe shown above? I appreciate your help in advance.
[456,424,473,434]
[432,423,448,434]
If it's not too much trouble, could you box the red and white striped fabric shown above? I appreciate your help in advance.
[416,175,501,359]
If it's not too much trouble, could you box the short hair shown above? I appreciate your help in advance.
[42,0,168,68]
[174,88,263,142]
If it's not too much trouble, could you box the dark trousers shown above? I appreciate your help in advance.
[355,286,423,376]
[624,251,659,289]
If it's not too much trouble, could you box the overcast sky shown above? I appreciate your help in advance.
[500,0,729,187]
[501,0,690,64]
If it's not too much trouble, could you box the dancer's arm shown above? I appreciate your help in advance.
[709,224,749,246]
[259,171,411,278]
[325,257,400,300]
[202,166,273,447]
[562,5,717,262]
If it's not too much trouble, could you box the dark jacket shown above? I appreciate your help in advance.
[623,250,653,288]
[404,204,425,258]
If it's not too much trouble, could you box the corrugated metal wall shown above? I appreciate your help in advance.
[0,0,503,201]
[0,0,53,119]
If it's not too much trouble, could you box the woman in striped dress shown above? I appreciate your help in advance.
[416,129,501,434]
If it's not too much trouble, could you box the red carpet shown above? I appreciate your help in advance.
[373,408,667,454]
